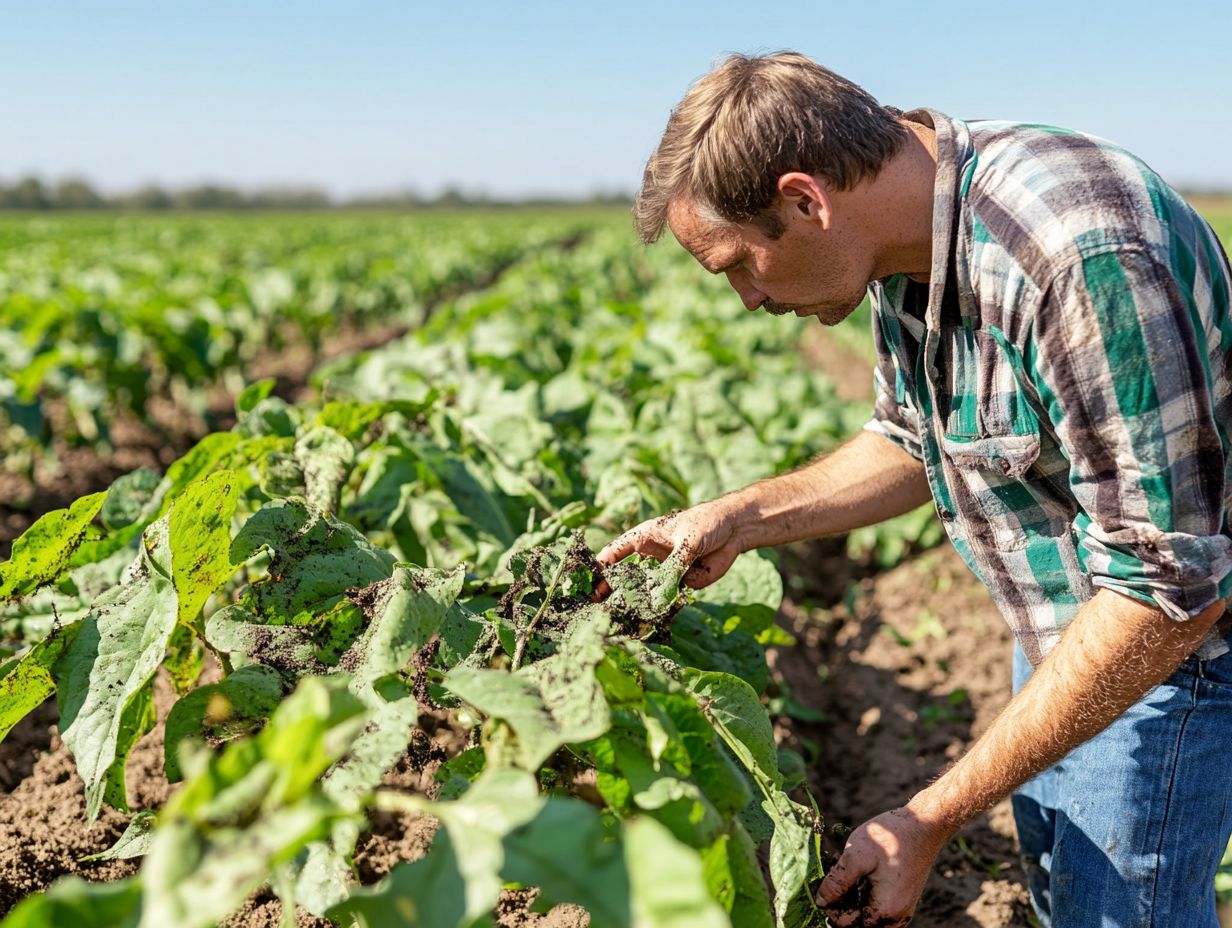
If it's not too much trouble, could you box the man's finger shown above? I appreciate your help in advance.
[682,547,738,589]
[826,907,864,928]
[596,529,644,566]
[672,534,701,568]
[682,561,713,589]
[815,853,865,907]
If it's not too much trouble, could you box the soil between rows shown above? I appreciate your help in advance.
[774,540,1031,927]
[792,318,1031,926]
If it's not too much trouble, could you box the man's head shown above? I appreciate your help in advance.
[634,51,908,245]
[639,52,910,324]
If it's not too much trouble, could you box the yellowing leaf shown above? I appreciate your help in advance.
[0,492,107,602]
[170,470,241,629]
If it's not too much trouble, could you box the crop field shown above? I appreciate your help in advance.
[1,207,1230,927]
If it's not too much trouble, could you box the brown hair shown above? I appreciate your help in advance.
[635,51,908,243]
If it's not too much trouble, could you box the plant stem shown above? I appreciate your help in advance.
[510,554,570,671]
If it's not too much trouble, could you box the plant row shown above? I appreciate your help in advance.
[0,212,580,462]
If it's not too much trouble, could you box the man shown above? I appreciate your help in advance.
[597,51,1232,927]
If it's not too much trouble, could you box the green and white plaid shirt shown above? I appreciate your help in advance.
[866,109,1232,665]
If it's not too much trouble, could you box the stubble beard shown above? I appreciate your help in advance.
[760,301,796,317]
[762,296,861,325]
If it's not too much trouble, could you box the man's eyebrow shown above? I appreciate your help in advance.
[701,252,741,275]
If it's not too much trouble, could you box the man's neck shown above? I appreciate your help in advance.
[845,119,938,283]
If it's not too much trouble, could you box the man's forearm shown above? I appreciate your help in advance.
[907,590,1225,837]
[720,429,931,552]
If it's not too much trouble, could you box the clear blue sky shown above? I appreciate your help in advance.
[2,1,1229,198]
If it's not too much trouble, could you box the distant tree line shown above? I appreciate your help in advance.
[0,176,633,211]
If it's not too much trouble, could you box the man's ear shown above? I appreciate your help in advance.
[776,172,832,228]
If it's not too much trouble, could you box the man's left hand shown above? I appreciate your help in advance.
[815,806,951,927]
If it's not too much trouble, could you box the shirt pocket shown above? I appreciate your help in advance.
[935,326,1057,551]
[938,325,1041,478]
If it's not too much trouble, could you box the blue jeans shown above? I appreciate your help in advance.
[1011,639,1232,927]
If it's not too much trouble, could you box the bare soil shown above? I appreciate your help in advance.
[774,540,1032,927]
[800,324,875,404]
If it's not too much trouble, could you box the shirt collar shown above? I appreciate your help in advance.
[900,108,975,328]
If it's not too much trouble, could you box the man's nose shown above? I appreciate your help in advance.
[725,270,765,311]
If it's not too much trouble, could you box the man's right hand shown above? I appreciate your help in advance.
[595,499,746,593]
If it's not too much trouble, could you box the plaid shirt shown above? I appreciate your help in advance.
[865,109,1232,665]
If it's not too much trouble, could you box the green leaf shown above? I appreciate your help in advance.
[81,810,156,862]
[409,438,517,547]
[99,468,164,532]
[763,792,814,927]
[0,492,107,602]
[700,833,736,913]
[343,565,463,706]
[237,396,298,438]
[0,624,80,744]
[58,516,181,821]
[500,799,630,928]
[623,816,730,928]
[727,819,775,928]
[437,600,488,669]
[603,552,688,629]
[164,624,204,696]
[166,675,367,822]
[445,607,611,770]
[163,664,284,782]
[776,748,807,793]
[695,551,782,614]
[594,651,645,706]
[170,469,241,629]
[102,682,156,812]
[259,451,306,500]
[671,607,769,695]
[163,432,243,496]
[326,828,468,928]
[236,378,276,414]
[425,767,546,922]
[687,671,779,788]
[687,675,815,926]
[691,551,791,646]
[295,840,354,918]
[0,876,142,928]
[142,678,370,928]
[321,695,419,809]
[314,398,439,442]
[141,798,343,928]
[204,606,322,676]
[230,499,396,623]
[435,745,487,800]
[295,426,355,514]
[520,603,610,728]
[645,692,751,818]
[443,669,561,771]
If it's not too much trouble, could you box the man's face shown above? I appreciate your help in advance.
[666,197,869,326]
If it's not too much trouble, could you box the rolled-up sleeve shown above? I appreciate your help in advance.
[1029,246,1232,621]
[863,305,925,462]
